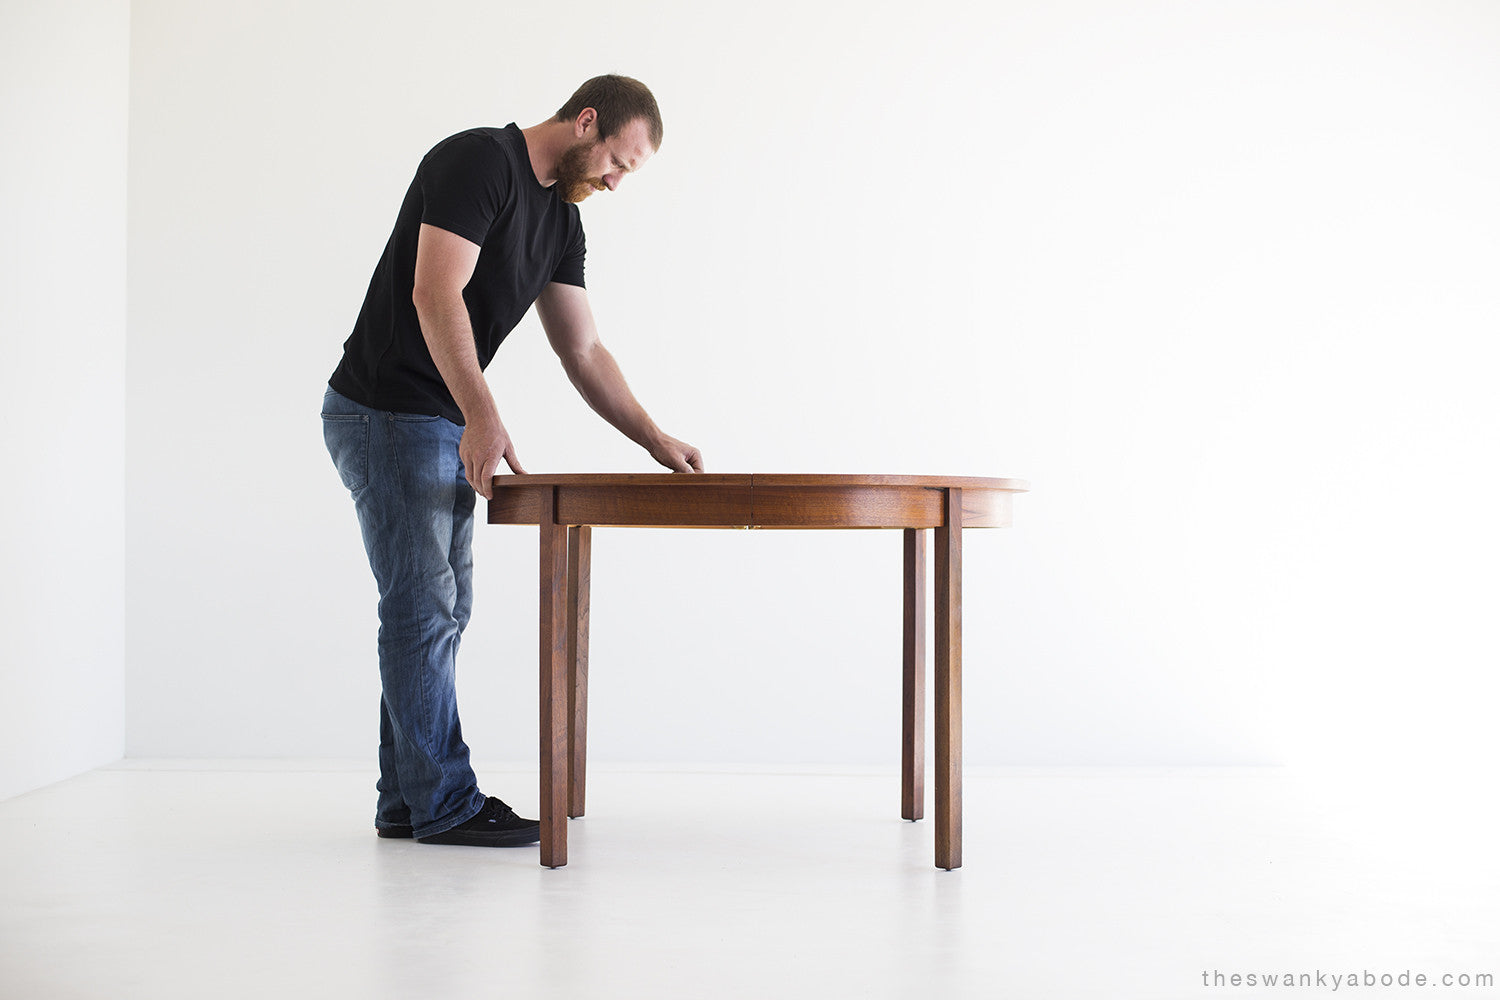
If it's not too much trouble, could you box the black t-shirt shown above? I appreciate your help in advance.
[329,124,586,424]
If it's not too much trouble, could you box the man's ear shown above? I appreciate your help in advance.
[574,108,597,139]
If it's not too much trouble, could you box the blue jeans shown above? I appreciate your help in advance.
[321,385,486,838]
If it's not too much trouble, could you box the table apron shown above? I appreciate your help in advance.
[489,483,1011,529]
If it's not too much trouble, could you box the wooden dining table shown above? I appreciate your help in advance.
[487,473,1028,869]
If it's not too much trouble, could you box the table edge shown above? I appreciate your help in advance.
[489,473,1030,492]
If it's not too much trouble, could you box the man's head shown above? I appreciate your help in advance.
[552,74,662,204]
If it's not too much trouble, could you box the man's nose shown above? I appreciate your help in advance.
[603,174,621,192]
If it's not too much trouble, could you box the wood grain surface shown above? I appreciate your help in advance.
[567,526,591,820]
[902,528,926,822]
[934,488,963,870]
[489,474,1027,529]
[538,489,568,869]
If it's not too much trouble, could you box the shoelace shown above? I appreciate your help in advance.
[482,797,517,823]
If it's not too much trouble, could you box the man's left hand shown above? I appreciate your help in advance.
[649,434,704,473]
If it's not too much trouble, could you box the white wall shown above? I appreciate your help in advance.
[0,0,129,800]
[125,0,1500,776]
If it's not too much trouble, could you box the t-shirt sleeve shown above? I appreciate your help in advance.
[550,215,587,288]
[417,133,507,245]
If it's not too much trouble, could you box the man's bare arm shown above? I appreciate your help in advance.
[412,222,526,497]
[536,281,703,473]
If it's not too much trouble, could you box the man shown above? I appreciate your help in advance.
[321,75,702,847]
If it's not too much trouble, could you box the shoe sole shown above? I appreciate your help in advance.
[416,826,541,848]
[376,826,414,839]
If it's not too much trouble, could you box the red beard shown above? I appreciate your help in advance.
[555,139,606,204]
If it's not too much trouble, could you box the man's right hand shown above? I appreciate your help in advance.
[460,413,526,499]
[413,224,524,499]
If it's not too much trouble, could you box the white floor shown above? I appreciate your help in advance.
[1,762,1496,1000]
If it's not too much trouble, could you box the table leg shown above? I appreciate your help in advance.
[539,491,568,868]
[567,526,591,819]
[902,528,926,821]
[935,488,962,870]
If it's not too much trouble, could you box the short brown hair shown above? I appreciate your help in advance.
[556,74,663,150]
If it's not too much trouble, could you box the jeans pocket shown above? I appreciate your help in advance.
[322,413,370,495]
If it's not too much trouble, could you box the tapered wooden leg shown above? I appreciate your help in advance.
[902,528,926,821]
[934,489,962,870]
[539,491,568,868]
[567,526,591,819]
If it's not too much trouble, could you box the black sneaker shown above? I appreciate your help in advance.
[376,824,413,839]
[416,797,541,847]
